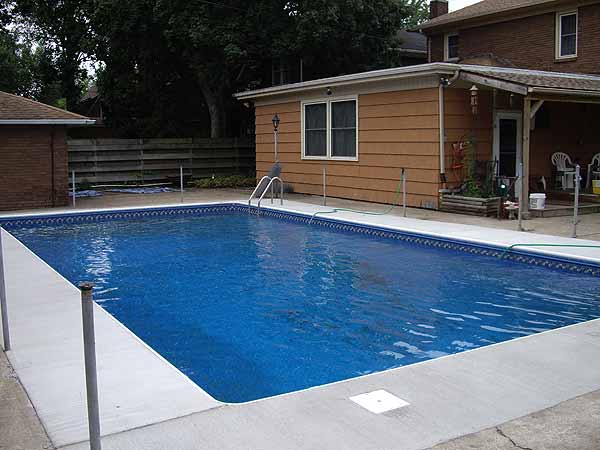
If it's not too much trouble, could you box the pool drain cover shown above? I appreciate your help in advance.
[349,389,409,414]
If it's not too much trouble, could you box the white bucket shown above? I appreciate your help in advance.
[529,193,546,210]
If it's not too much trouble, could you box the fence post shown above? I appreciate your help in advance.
[180,165,184,204]
[518,162,524,231]
[72,170,76,208]
[80,282,101,450]
[0,229,10,351]
[323,165,327,206]
[572,164,581,238]
[402,168,407,217]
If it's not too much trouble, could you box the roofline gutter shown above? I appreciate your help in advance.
[234,64,459,100]
[0,119,96,125]
[528,87,600,98]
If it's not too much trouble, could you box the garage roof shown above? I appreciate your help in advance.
[0,91,95,125]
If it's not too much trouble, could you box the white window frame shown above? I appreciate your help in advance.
[555,10,578,59]
[301,96,359,161]
[444,32,459,62]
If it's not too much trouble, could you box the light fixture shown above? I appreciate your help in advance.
[272,114,280,131]
[470,84,479,115]
[326,87,332,96]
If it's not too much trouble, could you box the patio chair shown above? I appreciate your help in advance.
[551,152,576,190]
[587,153,600,190]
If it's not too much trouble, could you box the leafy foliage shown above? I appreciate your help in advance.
[2,0,429,136]
[190,175,256,189]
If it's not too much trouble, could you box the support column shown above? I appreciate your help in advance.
[522,98,531,214]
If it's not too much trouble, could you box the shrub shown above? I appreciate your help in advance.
[189,175,256,189]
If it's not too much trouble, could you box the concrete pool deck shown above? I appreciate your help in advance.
[0,194,599,449]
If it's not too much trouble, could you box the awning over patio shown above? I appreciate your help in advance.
[454,65,600,213]
[459,65,600,99]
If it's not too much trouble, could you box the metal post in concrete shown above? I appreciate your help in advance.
[180,165,184,204]
[572,164,581,238]
[323,165,327,206]
[402,168,407,217]
[72,170,76,208]
[80,282,101,450]
[518,162,524,232]
[0,229,10,351]
[274,129,279,162]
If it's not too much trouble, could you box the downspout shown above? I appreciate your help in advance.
[439,71,460,183]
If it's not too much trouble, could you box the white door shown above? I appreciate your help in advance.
[494,111,523,197]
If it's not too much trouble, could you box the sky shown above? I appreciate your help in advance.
[449,0,483,12]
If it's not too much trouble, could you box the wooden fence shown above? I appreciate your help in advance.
[67,137,255,185]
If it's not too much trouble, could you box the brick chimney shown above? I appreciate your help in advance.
[430,0,449,19]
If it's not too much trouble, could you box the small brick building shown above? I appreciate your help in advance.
[0,92,94,211]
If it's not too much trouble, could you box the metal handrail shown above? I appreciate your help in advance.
[257,176,283,210]
[248,176,272,206]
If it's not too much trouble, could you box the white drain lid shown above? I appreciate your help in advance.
[349,389,410,414]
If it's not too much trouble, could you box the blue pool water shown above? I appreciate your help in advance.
[9,210,600,402]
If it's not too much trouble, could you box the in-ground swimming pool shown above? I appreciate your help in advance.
[5,205,600,402]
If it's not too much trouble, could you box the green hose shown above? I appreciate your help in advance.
[501,243,600,259]
[310,172,405,223]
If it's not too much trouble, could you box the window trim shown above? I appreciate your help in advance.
[444,32,459,62]
[555,10,578,60]
[301,96,359,161]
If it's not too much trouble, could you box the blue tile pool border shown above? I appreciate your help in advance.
[1,202,599,277]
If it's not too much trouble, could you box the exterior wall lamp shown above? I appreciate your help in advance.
[470,84,479,115]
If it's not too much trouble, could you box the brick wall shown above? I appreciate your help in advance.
[428,3,600,74]
[0,126,69,211]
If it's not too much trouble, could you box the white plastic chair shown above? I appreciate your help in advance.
[587,153,600,190]
[551,152,576,190]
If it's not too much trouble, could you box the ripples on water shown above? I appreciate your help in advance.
[11,213,600,402]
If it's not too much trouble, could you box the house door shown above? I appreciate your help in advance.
[494,111,522,195]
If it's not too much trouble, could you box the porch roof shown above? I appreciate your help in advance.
[234,62,600,101]
[460,65,600,98]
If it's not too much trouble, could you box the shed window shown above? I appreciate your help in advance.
[302,98,357,160]
[557,11,577,58]
[331,100,357,158]
[445,33,459,60]
[304,103,327,157]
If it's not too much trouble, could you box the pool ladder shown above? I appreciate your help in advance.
[248,176,284,213]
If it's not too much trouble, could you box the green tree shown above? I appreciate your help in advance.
[13,0,96,110]
[157,0,416,138]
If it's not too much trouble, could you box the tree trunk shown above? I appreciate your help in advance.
[200,82,227,138]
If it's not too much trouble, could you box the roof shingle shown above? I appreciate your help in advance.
[0,91,91,122]
[420,0,562,30]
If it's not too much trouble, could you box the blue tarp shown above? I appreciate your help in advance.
[69,190,103,198]
[106,187,177,194]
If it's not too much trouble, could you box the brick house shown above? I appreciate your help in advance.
[0,91,94,211]
[422,0,600,75]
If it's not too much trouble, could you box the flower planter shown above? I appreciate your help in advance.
[440,194,501,217]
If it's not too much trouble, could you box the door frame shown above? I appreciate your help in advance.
[493,110,523,196]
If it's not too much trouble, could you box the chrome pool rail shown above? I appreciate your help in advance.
[248,175,284,212]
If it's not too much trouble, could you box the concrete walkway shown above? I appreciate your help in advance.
[1,191,599,450]
[1,230,220,448]
[0,351,52,450]
[431,391,600,450]
[60,319,600,450]
[5,188,600,241]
